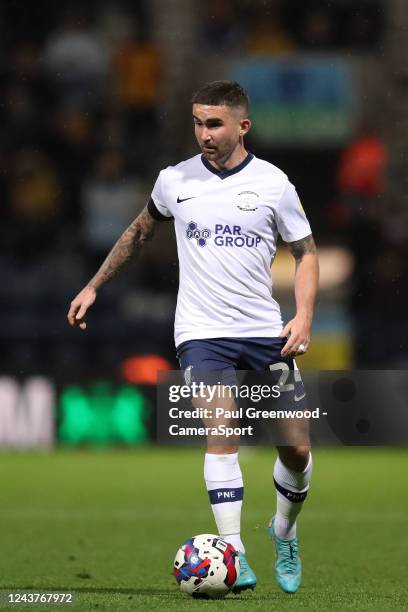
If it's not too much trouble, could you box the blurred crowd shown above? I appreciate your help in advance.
[0,0,398,375]
[0,2,162,262]
[0,2,170,377]
[330,130,408,367]
[201,0,384,53]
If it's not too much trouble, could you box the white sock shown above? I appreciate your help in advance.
[273,453,313,541]
[204,452,245,553]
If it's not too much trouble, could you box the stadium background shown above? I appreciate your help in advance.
[0,1,407,610]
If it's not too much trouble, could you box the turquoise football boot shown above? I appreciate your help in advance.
[268,518,302,593]
[232,551,257,593]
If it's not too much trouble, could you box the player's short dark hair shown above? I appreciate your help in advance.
[191,81,249,115]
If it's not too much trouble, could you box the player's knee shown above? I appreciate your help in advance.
[280,445,310,471]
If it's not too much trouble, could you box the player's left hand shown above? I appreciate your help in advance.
[279,315,311,358]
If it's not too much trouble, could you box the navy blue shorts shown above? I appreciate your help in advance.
[176,337,306,406]
[177,337,290,373]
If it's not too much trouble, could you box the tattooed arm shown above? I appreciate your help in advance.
[280,234,319,357]
[67,205,157,330]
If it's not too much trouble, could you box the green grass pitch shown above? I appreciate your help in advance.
[0,447,407,611]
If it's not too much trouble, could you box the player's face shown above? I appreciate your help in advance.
[193,104,250,166]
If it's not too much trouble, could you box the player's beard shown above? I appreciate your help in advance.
[201,139,238,166]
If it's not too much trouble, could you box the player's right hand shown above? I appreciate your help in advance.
[67,285,97,330]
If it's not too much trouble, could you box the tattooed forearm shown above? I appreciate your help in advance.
[88,206,156,290]
[289,233,319,321]
[287,234,317,262]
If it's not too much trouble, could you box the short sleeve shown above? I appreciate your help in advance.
[149,170,174,220]
[275,180,312,243]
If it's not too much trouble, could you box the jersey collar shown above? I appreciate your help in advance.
[201,152,254,179]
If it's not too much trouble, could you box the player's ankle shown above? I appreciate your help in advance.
[274,514,296,540]
[222,533,245,553]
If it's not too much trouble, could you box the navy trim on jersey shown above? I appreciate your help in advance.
[200,152,254,180]
[147,197,174,221]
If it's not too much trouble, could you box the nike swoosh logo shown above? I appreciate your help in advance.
[177,196,196,203]
[294,393,306,402]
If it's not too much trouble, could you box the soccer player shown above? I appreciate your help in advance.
[68,81,319,594]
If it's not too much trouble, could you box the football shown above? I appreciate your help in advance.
[173,534,240,598]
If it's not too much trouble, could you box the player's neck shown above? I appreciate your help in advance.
[209,145,248,172]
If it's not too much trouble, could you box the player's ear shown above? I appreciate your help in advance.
[239,118,251,136]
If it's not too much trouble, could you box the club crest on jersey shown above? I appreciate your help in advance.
[236,191,259,211]
[186,221,211,247]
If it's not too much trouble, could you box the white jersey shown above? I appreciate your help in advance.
[149,153,312,347]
